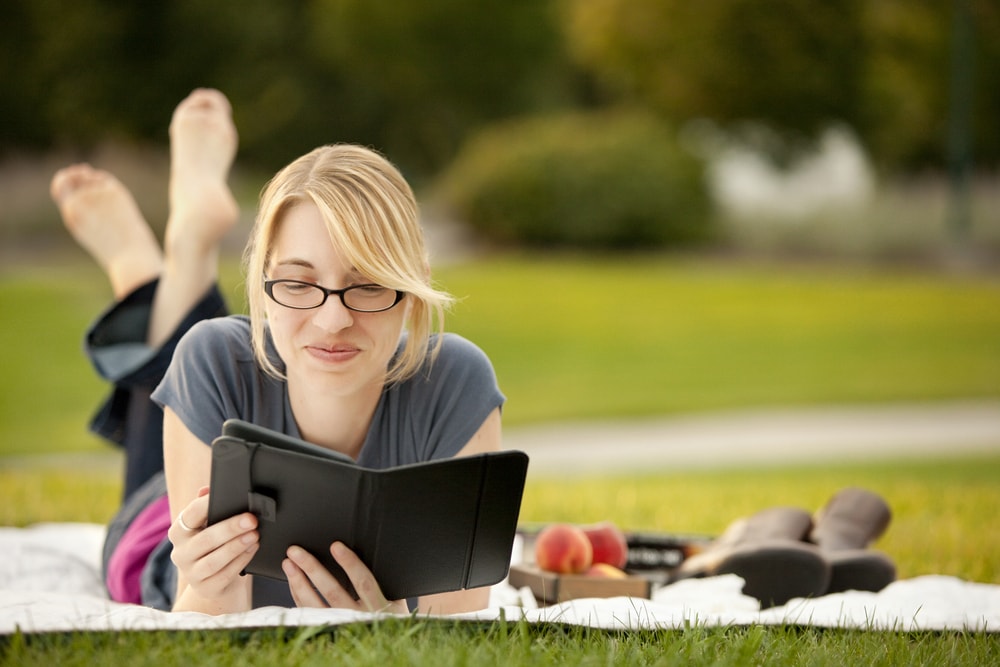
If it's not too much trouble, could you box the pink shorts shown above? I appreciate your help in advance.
[105,495,172,604]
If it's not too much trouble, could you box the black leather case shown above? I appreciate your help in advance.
[207,419,529,601]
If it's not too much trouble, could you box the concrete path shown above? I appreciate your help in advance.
[504,399,1000,475]
[4,400,999,476]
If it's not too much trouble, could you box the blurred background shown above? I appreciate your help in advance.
[1,0,999,458]
[1,0,998,261]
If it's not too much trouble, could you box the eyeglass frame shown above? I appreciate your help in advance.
[263,278,406,313]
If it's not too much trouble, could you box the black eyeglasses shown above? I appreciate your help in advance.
[264,279,405,313]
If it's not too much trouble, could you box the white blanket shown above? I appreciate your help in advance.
[2,524,997,634]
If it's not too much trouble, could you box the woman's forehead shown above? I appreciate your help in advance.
[269,203,355,273]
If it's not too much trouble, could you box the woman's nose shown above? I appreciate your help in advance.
[311,295,354,331]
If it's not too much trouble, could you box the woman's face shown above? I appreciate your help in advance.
[264,201,407,397]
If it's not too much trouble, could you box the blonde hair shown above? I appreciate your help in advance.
[244,144,453,384]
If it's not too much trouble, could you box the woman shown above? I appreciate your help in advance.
[51,89,503,616]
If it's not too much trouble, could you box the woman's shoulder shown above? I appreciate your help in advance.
[430,332,495,370]
[403,333,499,396]
[181,315,252,344]
[176,315,255,361]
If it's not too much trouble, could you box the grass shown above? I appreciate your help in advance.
[2,252,998,662]
[437,253,1000,424]
[1,253,998,456]
[3,621,998,666]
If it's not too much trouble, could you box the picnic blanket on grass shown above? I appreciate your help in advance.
[2,523,997,634]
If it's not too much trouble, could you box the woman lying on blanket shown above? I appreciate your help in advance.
[50,89,503,616]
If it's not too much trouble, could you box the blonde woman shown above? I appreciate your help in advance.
[51,89,503,616]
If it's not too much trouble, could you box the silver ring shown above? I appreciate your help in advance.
[177,511,198,533]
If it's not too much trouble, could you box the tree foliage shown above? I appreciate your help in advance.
[1,0,996,175]
[0,0,574,178]
[561,0,865,139]
[560,0,1000,170]
[305,0,575,178]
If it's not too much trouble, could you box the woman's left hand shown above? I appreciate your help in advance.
[282,542,409,614]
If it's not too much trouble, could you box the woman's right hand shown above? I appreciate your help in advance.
[167,486,260,602]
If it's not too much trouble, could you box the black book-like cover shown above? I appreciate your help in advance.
[207,419,529,601]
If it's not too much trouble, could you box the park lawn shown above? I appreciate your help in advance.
[2,252,999,456]
[3,618,997,666]
[437,253,1000,423]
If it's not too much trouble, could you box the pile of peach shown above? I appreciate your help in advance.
[533,522,630,577]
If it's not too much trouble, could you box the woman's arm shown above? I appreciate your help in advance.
[416,406,503,615]
[163,407,258,614]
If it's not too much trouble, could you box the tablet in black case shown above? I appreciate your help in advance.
[207,419,529,602]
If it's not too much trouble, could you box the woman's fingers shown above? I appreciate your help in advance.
[329,542,387,610]
[181,519,258,582]
[186,539,259,594]
[168,495,259,597]
[333,542,409,613]
[281,553,331,608]
[283,545,360,609]
[283,542,408,613]
[167,493,211,541]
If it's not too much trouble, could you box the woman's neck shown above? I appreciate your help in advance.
[286,376,383,461]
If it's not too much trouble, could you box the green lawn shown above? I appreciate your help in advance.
[3,621,997,666]
[2,252,998,456]
[438,254,1000,424]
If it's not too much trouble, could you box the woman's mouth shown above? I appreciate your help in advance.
[306,343,361,363]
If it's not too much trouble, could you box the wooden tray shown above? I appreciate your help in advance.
[507,564,653,604]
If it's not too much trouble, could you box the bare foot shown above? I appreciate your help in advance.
[51,164,163,298]
[166,87,240,257]
[149,89,240,347]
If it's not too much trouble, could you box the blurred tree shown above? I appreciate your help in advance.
[561,0,866,154]
[560,0,1000,171]
[861,0,1000,170]
[0,0,577,179]
[160,0,340,168]
[4,1,995,175]
[0,0,140,148]
[305,0,576,180]
[0,0,326,167]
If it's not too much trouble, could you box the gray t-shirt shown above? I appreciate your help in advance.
[150,315,504,609]
[151,316,504,467]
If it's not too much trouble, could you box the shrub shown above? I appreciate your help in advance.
[433,110,713,248]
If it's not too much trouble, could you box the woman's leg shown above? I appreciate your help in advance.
[53,90,240,609]
[148,87,239,349]
[51,89,239,498]
[50,164,163,299]
[50,87,239,327]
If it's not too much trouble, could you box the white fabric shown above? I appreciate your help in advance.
[1,523,997,634]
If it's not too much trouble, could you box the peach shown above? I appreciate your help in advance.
[582,522,629,569]
[585,563,628,578]
[534,523,593,574]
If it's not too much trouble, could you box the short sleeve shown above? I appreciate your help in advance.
[356,334,505,468]
[150,316,267,446]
